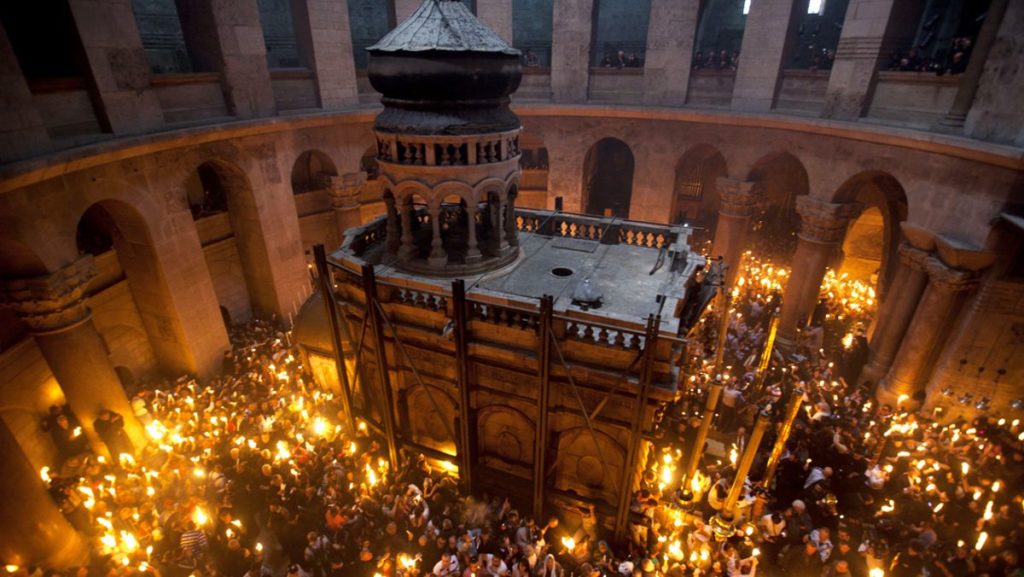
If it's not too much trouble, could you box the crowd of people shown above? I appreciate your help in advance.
[886,37,974,76]
[692,50,740,72]
[600,50,644,69]
[12,252,1024,577]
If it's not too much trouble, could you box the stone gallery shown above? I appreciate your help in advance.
[0,0,1021,576]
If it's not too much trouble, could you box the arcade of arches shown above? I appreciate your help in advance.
[0,0,1022,572]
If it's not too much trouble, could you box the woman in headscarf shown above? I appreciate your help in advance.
[535,554,563,577]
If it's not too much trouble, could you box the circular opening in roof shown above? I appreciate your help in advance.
[551,267,574,278]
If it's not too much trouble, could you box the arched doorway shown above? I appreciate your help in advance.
[746,152,810,265]
[583,138,634,218]
[291,150,338,195]
[671,144,728,248]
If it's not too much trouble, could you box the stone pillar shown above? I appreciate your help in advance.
[504,191,519,247]
[962,0,1022,143]
[860,243,930,385]
[67,0,165,134]
[642,0,699,105]
[301,0,360,108]
[466,204,482,263]
[877,257,976,409]
[0,257,146,455]
[327,172,366,243]
[476,0,513,43]
[777,197,862,345]
[710,178,757,290]
[550,0,594,103]
[385,195,400,255]
[0,417,88,568]
[0,20,50,162]
[428,204,447,267]
[189,0,276,118]
[492,196,508,253]
[821,0,926,120]
[731,0,806,111]
[398,198,416,260]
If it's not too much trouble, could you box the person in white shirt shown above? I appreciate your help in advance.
[481,554,507,577]
[433,552,459,576]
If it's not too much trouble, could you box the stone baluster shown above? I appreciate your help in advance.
[0,257,146,454]
[428,204,448,267]
[327,172,366,245]
[877,256,977,409]
[710,178,758,289]
[398,198,417,261]
[860,241,931,384]
[777,197,863,346]
[385,194,400,255]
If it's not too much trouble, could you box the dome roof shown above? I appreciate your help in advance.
[368,0,519,56]
[292,292,339,354]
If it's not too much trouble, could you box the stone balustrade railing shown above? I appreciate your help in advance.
[375,130,521,167]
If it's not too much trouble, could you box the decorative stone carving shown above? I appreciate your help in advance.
[326,173,367,210]
[0,256,97,334]
[924,256,977,293]
[897,243,931,272]
[795,197,863,244]
[716,178,758,218]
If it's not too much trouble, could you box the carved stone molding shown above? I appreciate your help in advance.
[795,197,863,243]
[716,178,758,218]
[923,256,976,293]
[0,256,97,333]
[897,243,931,272]
[326,172,367,210]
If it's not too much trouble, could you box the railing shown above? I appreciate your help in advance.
[468,299,541,333]
[563,317,646,350]
[376,130,521,167]
[513,208,679,250]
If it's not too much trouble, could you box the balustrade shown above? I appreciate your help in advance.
[376,132,521,168]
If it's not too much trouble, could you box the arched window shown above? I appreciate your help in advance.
[257,0,307,69]
[129,0,197,73]
[693,0,748,70]
[786,0,849,70]
[591,0,652,68]
[348,0,395,69]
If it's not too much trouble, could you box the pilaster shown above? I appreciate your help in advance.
[731,0,804,111]
[327,172,366,242]
[642,0,699,106]
[550,0,594,103]
[0,20,50,162]
[302,0,360,108]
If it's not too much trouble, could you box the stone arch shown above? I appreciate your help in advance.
[404,384,458,456]
[187,159,280,320]
[291,150,338,195]
[553,426,626,505]
[832,171,910,298]
[671,144,729,247]
[745,151,811,264]
[477,405,535,474]
[583,137,635,218]
[75,199,192,374]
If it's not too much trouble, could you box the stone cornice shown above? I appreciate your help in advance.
[923,256,977,292]
[0,256,97,333]
[897,243,931,272]
[716,177,758,218]
[795,197,863,244]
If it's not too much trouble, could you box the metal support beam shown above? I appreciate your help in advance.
[360,264,399,469]
[614,314,661,537]
[762,387,804,488]
[533,295,553,520]
[313,245,356,433]
[451,279,475,493]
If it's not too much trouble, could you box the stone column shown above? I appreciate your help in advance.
[937,0,1011,132]
[476,0,513,43]
[860,243,930,385]
[504,191,519,248]
[466,204,482,263]
[492,196,508,253]
[327,172,366,243]
[0,417,88,568]
[877,257,976,409]
[67,0,165,134]
[301,0,360,108]
[821,0,926,120]
[550,0,594,103]
[385,195,400,255]
[0,20,50,162]
[0,257,146,455]
[962,0,1022,143]
[428,204,448,267]
[731,0,805,111]
[398,198,417,260]
[710,178,757,290]
[642,0,699,105]
[777,197,862,345]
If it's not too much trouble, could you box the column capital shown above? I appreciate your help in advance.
[795,197,863,243]
[716,178,759,218]
[923,256,977,293]
[897,243,931,272]
[0,256,96,333]
[327,172,367,210]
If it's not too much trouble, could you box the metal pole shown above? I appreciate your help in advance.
[762,387,804,488]
[720,407,770,516]
[753,315,780,390]
[614,315,661,537]
[451,279,474,494]
[313,245,356,433]
[361,264,399,469]
[713,291,731,375]
[681,379,724,492]
[533,295,553,520]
